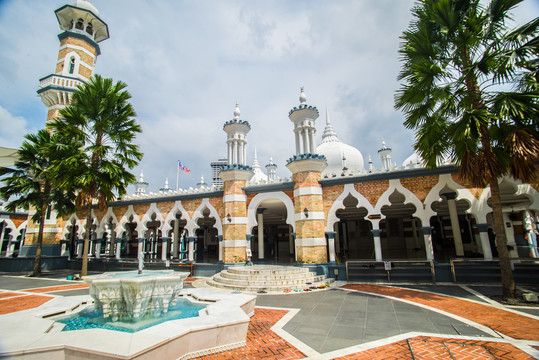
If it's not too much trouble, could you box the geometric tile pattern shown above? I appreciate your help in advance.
[342,284,539,341]
[197,308,306,360]
[334,336,535,360]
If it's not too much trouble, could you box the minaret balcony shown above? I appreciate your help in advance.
[38,74,85,94]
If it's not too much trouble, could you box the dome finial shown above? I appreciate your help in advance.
[234,102,240,120]
[299,86,307,104]
[321,106,339,143]
[252,148,260,168]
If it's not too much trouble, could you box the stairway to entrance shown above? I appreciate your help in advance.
[207,265,334,293]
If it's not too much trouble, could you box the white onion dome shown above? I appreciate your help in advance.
[316,109,364,177]
[402,151,424,168]
[73,0,99,16]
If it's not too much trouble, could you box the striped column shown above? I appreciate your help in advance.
[220,169,253,263]
[287,159,327,264]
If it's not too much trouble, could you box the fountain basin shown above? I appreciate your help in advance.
[0,288,256,359]
[84,270,189,321]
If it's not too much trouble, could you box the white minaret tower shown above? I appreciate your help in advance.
[37,0,109,123]
[134,170,149,195]
[265,157,278,181]
[197,175,208,188]
[159,178,171,192]
[223,103,251,166]
[378,140,393,171]
[289,87,319,156]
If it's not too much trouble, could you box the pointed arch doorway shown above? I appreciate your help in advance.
[251,199,293,264]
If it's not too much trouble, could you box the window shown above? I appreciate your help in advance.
[86,23,93,36]
[75,18,84,30]
[69,57,75,74]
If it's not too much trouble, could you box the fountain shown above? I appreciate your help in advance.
[0,264,256,359]
[84,269,189,322]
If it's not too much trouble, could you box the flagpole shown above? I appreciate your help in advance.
[176,160,180,191]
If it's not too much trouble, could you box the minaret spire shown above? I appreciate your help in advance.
[321,106,339,143]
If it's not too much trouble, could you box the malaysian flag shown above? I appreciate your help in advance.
[178,161,191,173]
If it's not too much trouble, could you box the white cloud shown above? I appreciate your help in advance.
[1,0,534,193]
[0,105,30,149]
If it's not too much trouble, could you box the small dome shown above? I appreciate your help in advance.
[316,109,364,176]
[403,152,424,168]
[73,0,99,16]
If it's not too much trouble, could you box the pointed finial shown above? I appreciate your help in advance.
[381,140,387,148]
[139,170,144,182]
[164,177,169,189]
[326,106,331,125]
[252,148,261,168]
[299,86,307,104]
[321,106,339,142]
[234,102,240,120]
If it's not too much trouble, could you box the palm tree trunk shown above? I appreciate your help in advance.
[31,203,47,277]
[489,179,518,300]
[80,206,92,278]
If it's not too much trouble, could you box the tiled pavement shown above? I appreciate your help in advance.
[1,274,538,359]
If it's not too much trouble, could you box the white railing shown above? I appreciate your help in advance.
[39,75,84,91]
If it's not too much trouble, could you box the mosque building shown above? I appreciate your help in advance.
[3,0,539,277]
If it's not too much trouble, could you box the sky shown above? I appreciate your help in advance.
[0,0,538,193]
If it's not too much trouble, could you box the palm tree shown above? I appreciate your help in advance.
[0,130,76,276]
[395,0,539,300]
[49,75,143,277]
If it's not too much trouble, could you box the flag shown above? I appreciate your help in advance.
[178,161,191,173]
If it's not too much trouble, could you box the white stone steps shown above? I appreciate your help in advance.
[213,273,327,287]
[219,270,315,281]
[205,278,332,293]
[207,265,334,293]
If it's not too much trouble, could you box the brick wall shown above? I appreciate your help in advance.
[354,180,389,207]
[400,175,440,202]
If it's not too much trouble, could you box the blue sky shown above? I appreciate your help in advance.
[0,0,538,192]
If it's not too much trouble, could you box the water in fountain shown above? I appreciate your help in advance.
[56,269,194,332]
[57,297,206,333]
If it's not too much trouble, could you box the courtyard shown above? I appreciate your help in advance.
[0,270,538,359]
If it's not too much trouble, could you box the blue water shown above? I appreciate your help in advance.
[57,298,207,333]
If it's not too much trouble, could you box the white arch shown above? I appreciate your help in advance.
[475,176,539,222]
[0,218,18,241]
[116,205,145,236]
[137,203,166,238]
[15,220,28,240]
[325,183,375,232]
[246,191,295,233]
[374,179,425,222]
[79,210,98,239]
[61,51,81,77]
[96,208,119,238]
[424,174,479,224]
[190,198,222,236]
[161,201,190,235]
[60,213,83,240]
